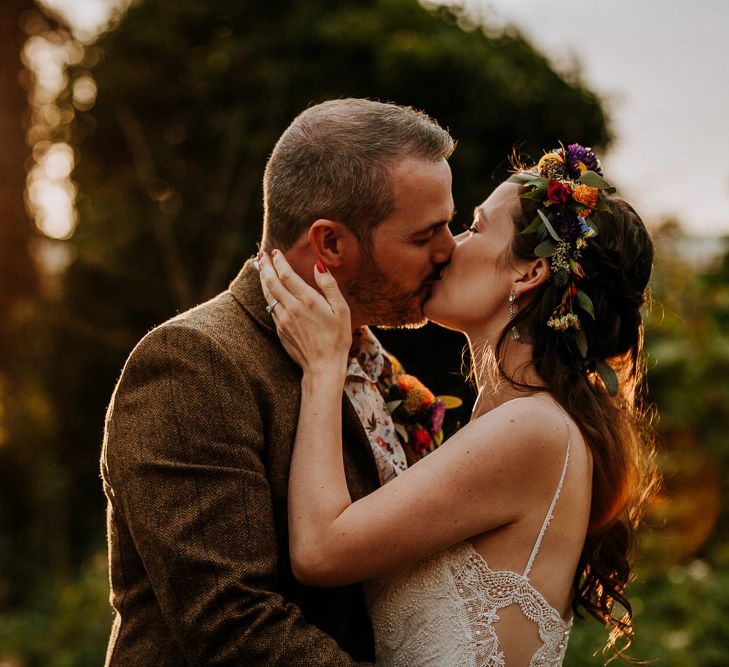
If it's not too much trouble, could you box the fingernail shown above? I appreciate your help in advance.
[257,250,263,260]
[315,258,328,273]
[271,249,278,257]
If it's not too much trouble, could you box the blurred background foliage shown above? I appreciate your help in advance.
[0,0,726,664]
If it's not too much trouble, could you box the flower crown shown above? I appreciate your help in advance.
[507,143,618,395]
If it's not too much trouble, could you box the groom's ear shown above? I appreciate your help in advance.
[308,219,359,268]
[514,257,550,298]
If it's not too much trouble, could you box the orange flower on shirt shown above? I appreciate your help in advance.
[395,374,435,414]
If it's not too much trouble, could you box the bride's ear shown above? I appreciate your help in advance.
[308,220,359,269]
[513,257,550,299]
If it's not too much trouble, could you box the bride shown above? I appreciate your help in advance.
[258,145,658,665]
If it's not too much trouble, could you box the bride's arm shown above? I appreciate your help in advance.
[259,251,567,587]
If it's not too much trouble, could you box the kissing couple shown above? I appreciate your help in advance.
[102,98,658,665]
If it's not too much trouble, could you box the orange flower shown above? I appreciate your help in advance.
[572,184,599,217]
[388,354,403,376]
[396,374,436,413]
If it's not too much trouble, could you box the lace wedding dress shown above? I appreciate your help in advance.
[366,442,573,666]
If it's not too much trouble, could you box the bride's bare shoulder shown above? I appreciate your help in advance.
[463,394,574,460]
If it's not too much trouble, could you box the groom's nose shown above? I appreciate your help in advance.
[431,224,456,264]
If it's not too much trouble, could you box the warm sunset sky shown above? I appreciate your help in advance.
[45,0,729,236]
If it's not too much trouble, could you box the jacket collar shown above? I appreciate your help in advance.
[229,257,276,336]
[229,257,380,492]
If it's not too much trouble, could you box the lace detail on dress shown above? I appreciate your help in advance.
[366,543,572,666]
[366,435,573,666]
[452,543,573,666]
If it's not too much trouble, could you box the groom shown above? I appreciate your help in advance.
[101,98,456,665]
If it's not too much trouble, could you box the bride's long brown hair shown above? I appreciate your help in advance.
[495,185,659,657]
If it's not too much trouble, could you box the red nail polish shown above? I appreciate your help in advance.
[315,258,328,273]
[271,249,278,257]
[257,250,263,260]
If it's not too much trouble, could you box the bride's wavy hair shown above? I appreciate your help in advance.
[495,182,660,658]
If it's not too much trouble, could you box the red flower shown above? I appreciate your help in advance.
[547,180,571,205]
[411,426,433,454]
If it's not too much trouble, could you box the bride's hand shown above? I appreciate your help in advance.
[259,250,352,376]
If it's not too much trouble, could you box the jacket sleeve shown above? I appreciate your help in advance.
[104,322,369,666]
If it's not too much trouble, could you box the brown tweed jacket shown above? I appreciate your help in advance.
[101,259,381,666]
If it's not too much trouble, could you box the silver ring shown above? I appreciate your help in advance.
[265,299,279,314]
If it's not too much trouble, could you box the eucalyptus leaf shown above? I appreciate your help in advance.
[520,215,542,235]
[537,209,561,242]
[507,173,540,185]
[394,423,409,443]
[520,188,548,201]
[574,328,588,358]
[386,400,403,413]
[534,239,557,257]
[575,289,595,318]
[595,360,618,396]
[578,170,612,190]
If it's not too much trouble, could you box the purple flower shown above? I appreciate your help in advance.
[566,144,603,179]
[551,210,593,243]
[430,401,446,434]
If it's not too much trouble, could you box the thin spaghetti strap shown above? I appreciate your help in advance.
[522,421,572,579]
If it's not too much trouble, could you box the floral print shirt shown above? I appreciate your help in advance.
[345,327,408,485]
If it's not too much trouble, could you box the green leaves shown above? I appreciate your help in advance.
[596,360,618,396]
[554,269,570,287]
[578,170,617,193]
[521,215,542,235]
[574,329,588,358]
[386,400,403,413]
[394,423,409,443]
[535,239,557,257]
[575,289,595,318]
[537,209,561,242]
[507,173,546,187]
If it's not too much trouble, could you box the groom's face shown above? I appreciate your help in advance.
[346,156,455,328]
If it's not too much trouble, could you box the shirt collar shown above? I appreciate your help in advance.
[347,326,391,384]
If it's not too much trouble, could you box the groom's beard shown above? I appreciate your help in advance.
[346,255,440,329]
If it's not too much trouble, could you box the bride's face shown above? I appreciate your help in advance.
[424,182,523,334]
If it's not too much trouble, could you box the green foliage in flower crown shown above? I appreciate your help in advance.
[506,144,621,395]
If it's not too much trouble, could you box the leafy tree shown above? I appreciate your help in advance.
[1,0,616,661]
[51,0,611,567]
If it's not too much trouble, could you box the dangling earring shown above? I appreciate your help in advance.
[508,289,520,340]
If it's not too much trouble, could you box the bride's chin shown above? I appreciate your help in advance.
[424,299,458,331]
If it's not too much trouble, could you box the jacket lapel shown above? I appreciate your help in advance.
[229,258,380,496]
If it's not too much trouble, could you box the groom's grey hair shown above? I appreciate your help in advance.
[261,98,455,251]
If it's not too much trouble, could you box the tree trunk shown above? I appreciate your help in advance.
[0,0,38,357]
